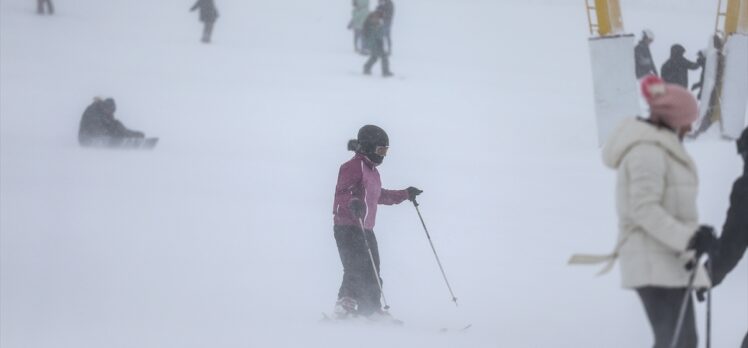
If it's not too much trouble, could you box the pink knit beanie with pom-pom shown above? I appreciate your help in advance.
[641,75,698,129]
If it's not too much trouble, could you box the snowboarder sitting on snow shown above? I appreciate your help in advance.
[78,97,145,147]
[332,125,421,320]
[362,9,393,77]
[707,127,748,348]
[602,76,717,348]
[190,0,219,44]
[661,44,703,89]
[634,29,658,79]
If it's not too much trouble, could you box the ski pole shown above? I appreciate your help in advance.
[412,199,459,306]
[356,217,390,310]
[670,253,703,348]
[706,259,713,348]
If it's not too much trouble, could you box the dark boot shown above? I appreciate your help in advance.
[364,55,378,75]
[381,55,393,77]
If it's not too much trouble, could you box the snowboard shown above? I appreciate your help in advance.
[118,137,159,149]
[84,136,159,150]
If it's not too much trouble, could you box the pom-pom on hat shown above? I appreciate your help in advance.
[640,76,698,129]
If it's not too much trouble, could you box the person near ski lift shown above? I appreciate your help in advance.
[602,76,717,348]
[635,29,658,79]
[661,44,703,89]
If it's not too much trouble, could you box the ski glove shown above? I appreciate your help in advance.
[687,225,718,256]
[406,187,423,202]
[350,199,366,219]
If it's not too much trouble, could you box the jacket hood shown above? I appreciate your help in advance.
[602,118,693,170]
[670,44,685,57]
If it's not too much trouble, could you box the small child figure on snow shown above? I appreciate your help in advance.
[37,0,54,15]
[362,9,393,77]
[78,97,147,147]
[332,125,421,320]
[190,0,219,44]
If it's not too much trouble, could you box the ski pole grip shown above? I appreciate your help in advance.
[412,198,419,207]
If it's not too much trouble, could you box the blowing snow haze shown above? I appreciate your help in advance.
[1,0,746,347]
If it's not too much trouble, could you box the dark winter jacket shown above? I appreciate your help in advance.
[661,45,701,88]
[362,13,386,55]
[333,153,409,230]
[634,40,657,78]
[711,170,748,286]
[190,0,218,23]
[377,1,394,28]
[78,99,143,145]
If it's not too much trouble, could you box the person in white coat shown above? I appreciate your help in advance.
[349,0,370,53]
[602,76,717,348]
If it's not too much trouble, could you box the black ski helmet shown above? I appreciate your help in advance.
[356,125,388,164]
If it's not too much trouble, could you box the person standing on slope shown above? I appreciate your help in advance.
[602,76,717,348]
[349,0,370,54]
[661,44,703,89]
[37,0,54,15]
[362,9,393,77]
[190,0,219,44]
[634,29,658,79]
[332,125,421,320]
[376,0,395,55]
[708,127,748,348]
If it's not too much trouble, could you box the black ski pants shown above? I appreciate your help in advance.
[637,287,698,348]
[37,0,54,14]
[202,21,215,43]
[364,54,390,75]
[334,225,382,316]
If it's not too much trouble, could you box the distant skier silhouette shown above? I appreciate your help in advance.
[190,0,219,44]
[362,9,393,77]
[661,44,702,88]
[376,0,394,55]
[37,0,54,15]
[349,0,370,54]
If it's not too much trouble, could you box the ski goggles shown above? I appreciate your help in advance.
[374,146,389,156]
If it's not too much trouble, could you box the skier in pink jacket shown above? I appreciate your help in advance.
[332,125,421,320]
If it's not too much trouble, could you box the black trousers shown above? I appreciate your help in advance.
[37,0,54,14]
[202,21,215,43]
[637,287,698,348]
[334,225,382,316]
[364,53,390,75]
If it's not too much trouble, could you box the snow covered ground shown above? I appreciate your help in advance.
[1,0,745,347]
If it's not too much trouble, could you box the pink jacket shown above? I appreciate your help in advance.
[333,153,409,229]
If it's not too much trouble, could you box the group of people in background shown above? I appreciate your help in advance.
[634,29,705,90]
[349,0,395,77]
[34,0,218,44]
[634,30,727,138]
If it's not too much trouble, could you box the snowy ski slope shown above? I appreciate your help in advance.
[1,0,745,347]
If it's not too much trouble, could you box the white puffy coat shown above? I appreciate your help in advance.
[603,118,710,288]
